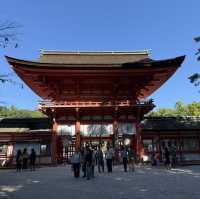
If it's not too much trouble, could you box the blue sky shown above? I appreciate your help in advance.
[0,0,199,110]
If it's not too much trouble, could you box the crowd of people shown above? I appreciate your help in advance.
[16,148,36,172]
[14,144,177,175]
[70,144,137,179]
[150,145,177,169]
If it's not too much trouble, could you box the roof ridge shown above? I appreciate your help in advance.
[40,50,150,55]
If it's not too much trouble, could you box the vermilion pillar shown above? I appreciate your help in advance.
[135,106,143,161]
[112,120,118,148]
[112,109,118,148]
[51,117,58,164]
[136,122,143,160]
[75,108,81,150]
[75,120,81,150]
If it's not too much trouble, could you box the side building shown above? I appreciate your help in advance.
[0,118,52,166]
[142,117,200,164]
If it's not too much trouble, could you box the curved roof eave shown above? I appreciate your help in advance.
[5,55,185,70]
[5,55,185,101]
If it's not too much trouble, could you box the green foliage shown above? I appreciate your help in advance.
[0,105,45,118]
[148,108,176,117]
[0,20,19,48]
[187,102,200,116]
[189,73,200,86]
[0,20,21,103]
[194,36,200,42]
[189,36,200,89]
[175,101,188,116]
[148,101,200,117]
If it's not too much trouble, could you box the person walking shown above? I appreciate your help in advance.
[96,147,104,173]
[91,148,96,178]
[121,147,128,172]
[71,150,81,178]
[170,145,177,168]
[22,148,29,170]
[85,147,93,180]
[105,146,113,173]
[16,149,22,172]
[29,148,36,171]
[164,146,170,169]
[81,147,87,178]
[128,147,136,172]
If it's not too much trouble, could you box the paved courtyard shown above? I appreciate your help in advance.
[0,165,200,199]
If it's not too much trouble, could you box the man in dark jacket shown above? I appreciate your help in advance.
[29,148,36,171]
[85,147,93,180]
[96,147,104,173]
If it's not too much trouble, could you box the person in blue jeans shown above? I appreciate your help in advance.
[71,150,81,178]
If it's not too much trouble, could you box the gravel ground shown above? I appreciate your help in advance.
[0,165,200,199]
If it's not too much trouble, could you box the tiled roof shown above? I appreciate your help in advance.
[0,118,51,131]
[39,50,149,64]
[1,117,200,133]
[142,117,200,131]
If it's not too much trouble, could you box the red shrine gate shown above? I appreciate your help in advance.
[6,51,185,164]
[38,100,154,163]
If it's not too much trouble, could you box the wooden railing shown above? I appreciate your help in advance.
[38,99,154,109]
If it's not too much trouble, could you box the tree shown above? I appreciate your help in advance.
[0,74,10,83]
[188,36,200,89]
[0,20,22,105]
[148,101,200,117]
[174,101,188,116]
[187,102,200,116]
[148,108,176,117]
[0,20,19,48]
[0,105,45,118]
[0,20,19,84]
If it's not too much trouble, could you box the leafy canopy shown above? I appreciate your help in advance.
[189,36,200,89]
[0,105,45,118]
[148,101,200,117]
